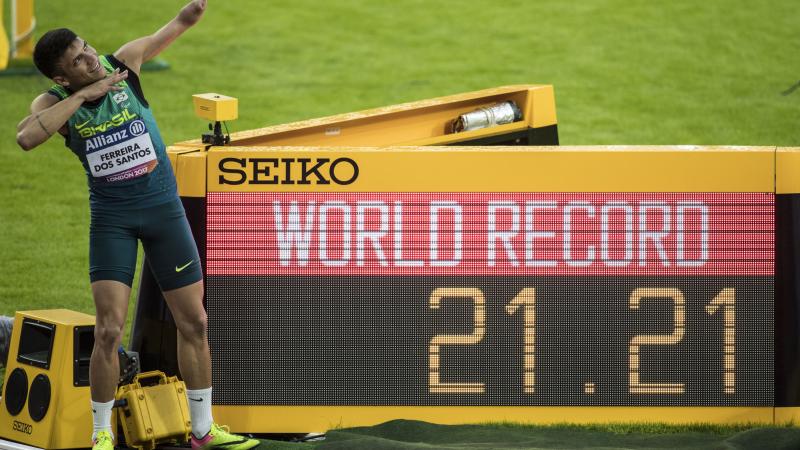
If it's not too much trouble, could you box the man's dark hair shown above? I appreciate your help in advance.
[33,28,78,79]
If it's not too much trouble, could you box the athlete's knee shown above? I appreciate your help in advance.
[177,309,207,343]
[93,322,123,351]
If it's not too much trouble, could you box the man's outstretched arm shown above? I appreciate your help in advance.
[114,0,207,74]
[16,69,129,151]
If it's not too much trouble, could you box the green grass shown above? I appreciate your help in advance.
[482,420,795,435]
[0,1,797,346]
[307,419,800,448]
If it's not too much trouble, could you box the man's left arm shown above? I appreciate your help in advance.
[114,0,206,74]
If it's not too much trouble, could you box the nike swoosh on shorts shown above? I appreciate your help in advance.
[175,260,194,272]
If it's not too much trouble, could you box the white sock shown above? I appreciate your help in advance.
[187,387,214,438]
[91,399,114,441]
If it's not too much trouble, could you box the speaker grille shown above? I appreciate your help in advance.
[4,368,28,416]
[28,374,51,422]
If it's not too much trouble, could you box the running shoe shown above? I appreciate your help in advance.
[191,423,260,449]
[92,431,113,450]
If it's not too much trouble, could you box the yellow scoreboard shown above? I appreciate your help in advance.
[127,86,800,433]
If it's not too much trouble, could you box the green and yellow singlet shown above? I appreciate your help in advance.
[48,54,177,209]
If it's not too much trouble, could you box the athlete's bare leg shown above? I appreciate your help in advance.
[90,280,131,401]
[162,280,210,389]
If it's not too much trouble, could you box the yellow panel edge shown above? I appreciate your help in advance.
[16,309,95,325]
[529,85,557,128]
[168,144,205,173]
[206,146,774,193]
[775,407,800,424]
[213,406,776,434]
[777,147,800,194]
[176,151,207,198]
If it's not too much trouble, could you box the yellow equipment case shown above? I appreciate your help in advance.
[115,371,191,450]
[0,310,94,448]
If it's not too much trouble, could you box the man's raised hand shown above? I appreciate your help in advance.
[78,68,128,102]
[178,0,207,27]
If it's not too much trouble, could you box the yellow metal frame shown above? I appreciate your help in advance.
[214,406,779,433]
[165,86,797,430]
[197,151,786,429]
[204,145,775,193]
[170,85,564,198]
[777,147,800,194]
[174,85,556,148]
[775,407,800,424]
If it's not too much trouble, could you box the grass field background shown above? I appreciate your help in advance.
[0,1,798,445]
[0,0,797,373]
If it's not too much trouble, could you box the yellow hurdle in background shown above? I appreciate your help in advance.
[0,1,9,70]
[12,0,35,59]
[0,0,35,70]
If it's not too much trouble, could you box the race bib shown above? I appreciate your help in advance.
[84,119,158,183]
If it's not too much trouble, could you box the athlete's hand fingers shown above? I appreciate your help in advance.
[107,70,128,86]
[106,68,126,78]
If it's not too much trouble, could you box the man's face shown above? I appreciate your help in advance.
[54,38,105,89]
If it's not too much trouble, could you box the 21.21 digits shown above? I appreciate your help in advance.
[428,287,735,394]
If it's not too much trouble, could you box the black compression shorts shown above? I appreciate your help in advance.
[89,197,202,291]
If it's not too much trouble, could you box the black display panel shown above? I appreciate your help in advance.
[206,192,774,407]
[208,276,772,406]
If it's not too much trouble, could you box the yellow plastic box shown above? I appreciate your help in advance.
[192,93,238,122]
[116,371,192,450]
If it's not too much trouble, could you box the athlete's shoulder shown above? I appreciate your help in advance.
[106,54,149,108]
[100,54,117,72]
[45,84,70,101]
